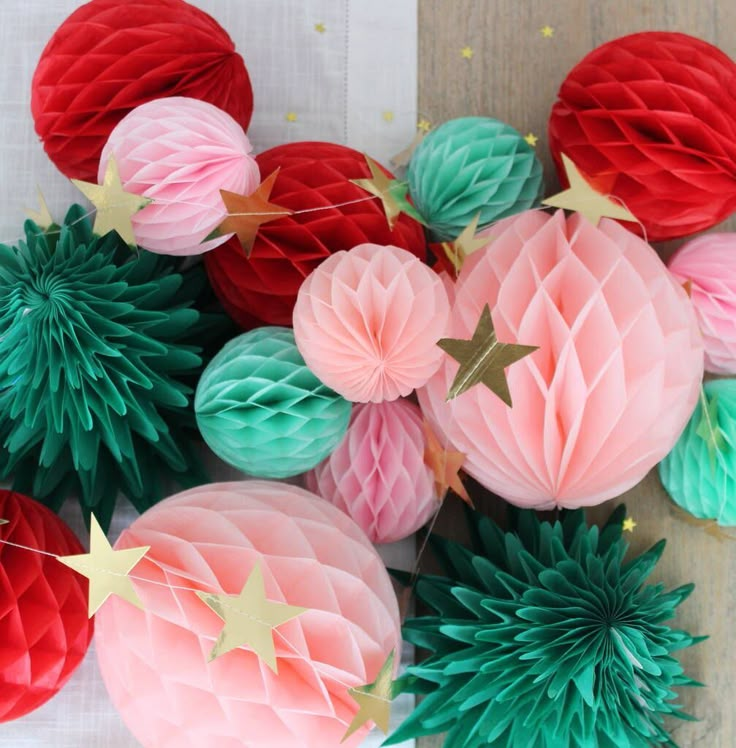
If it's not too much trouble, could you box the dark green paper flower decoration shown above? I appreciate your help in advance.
[387,506,703,748]
[0,205,225,530]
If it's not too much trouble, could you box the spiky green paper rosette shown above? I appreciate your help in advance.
[0,205,224,530]
[387,505,702,748]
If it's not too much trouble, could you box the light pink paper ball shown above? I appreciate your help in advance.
[306,399,437,544]
[95,481,400,748]
[99,96,259,255]
[420,210,703,509]
[293,244,451,403]
[668,233,736,374]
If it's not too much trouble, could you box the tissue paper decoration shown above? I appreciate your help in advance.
[195,328,351,478]
[99,97,259,255]
[293,244,451,403]
[94,481,401,748]
[668,233,736,375]
[306,399,437,544]
[419,210,703,509]
[31,0,253,181]
[386,504,702,747]
[204,142,427,328]
[0,490,93,722]
[407,117,544,241]
[548,31,736,242]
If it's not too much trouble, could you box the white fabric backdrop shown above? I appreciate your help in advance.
[0,1,418,745]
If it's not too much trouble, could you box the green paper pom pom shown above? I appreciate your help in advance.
[659,380,736,526]
[195,327,351,478]
[407,116,544,241]
[0,205,222,531]
[386,505,703,748]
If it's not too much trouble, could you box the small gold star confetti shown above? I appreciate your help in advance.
[71,155,152,246]
[382,110,395,123]
[58,515,150,617]
[417,118,432,133]
[461,45,474,59]
[540,25,555,38]
[622,517,637,533]
[543,154,638,226]
[524,132,539,147]
[423,420,471,506]
[314,21,326,33]
[342,650,396,743]
[438,304,538,404]
[441,213,488,273]
[214,171,293,257]
[285,111,298,122]
[25,187,54,230]
[196,561,307,671]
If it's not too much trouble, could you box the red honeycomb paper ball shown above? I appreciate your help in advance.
[31,0,254,181]
[204,142,428,328]
[0,491,93,722]
[548,31,736,242]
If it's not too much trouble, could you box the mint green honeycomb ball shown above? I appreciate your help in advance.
[407,116,544,241]
[195,327,351,478]
[659,378,736,526]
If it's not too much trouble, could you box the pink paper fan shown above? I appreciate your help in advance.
[668,233,736,375]
[420,210,703,509]
[99,96,259,255]
[293,244,451,403]
[306,399,437,544]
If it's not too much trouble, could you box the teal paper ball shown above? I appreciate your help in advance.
[195,328,351,478]
[659,379,736,526]
[407,116,544,241]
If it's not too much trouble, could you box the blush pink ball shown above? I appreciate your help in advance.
[668,233,736,374]
[94,481,401,748]
[306,399,437,544]
[293,244,451,403]
[420,210,703,509]
[99,96,259,256]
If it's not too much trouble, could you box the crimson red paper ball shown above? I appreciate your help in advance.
[549,31,736,242]
[31,0,254,181]
[204,142,428,328]
[0,491,93,722]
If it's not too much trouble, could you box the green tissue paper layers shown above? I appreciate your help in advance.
[407,117,544,241]
[0,205,222,530]
[386,505,703,748]
[659,379,736,526]
[195,327,352,478]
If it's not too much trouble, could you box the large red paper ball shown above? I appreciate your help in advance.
[31,0,254,181]
[0,491,93,722]
[204,142,428,328]
[548,31,736,242]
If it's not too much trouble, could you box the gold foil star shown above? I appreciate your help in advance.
[461,46,474,59]
[438,304,538,404]
[423,420,471,506]
[215,171,293,257]
[622,517,637,533]
[314,21,326,33]
[524,132,539,147]
[417,118,432,133]
[285,111,298,122]
[196,561,307,671]
[71,155,151,246]
[57,515,149,617]
[25,187,54,230]
[441,213,488,273]
[541,25,555,37]
[543,154,638,226]
[382,110,395,123]
[342,650,396,743]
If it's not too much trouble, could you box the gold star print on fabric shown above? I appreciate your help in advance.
[196,561,307,672]
[622,517,637,533]
[286,112,298,122]
[25,187,54,230]
[314,22,326,33]
[543,154,638,226]
[57,515,150,617]
[383,111,395,123]
[441,213,488,273]
[540,25,555,38]
[461,46,474,59]
[423,420,471,506]
[438,304,538,405]
[71,155,152,246]
[524,132,539,147]
[341,650,396,743]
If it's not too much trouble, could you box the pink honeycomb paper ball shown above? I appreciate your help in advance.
[94,481,401,748]
[668,233,736,375]
[419,210,703,509]
[99,96,259,255]
[293,244,451,403]
[306,399,437,544]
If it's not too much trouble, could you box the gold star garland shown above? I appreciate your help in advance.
[342,650,397,742]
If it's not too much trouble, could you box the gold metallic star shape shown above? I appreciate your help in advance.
[524,132,539,147]
[314,21,326,32]
[438,304,538,405]
[540,25,555,37]
[342,650,396,743]
[543,153,638,227]
[196,561,307,672]
[461,45,474,59]
[71,155,152,247]
[285,111,298,122]
[57,515,150,617]
[423,420,472,506]
[441,213,488,273]
[25,187,54,230]
[622,517,637,533]
[417,118,432,133]
[215,170,293,257]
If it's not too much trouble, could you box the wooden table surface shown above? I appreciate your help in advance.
[415,2,735,746]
